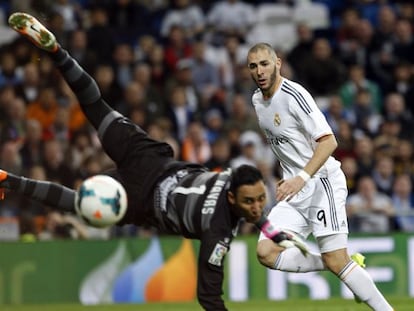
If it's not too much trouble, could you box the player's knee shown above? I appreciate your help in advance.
[256,240,280,268]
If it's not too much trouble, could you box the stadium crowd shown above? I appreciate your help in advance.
[0,0,414,240]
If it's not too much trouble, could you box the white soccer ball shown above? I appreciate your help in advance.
[75,175,127,228]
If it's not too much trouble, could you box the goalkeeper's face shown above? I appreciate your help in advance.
[227,180,267,223]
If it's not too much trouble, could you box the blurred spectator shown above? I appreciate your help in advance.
[0,96,26,145]
[204,108,224,144]
[57,78,88,134]
[163,25,193,73]
[160,0,205,41]
[67,129,95,172]
[336,7,361,47]
[339,63,382,113]
[41,139,75,187]
[87,6,116,65]
[93,64,123,110]
[370,5,398,89]
[298,38,346,98]
[14,62,41,103]
[67,29,97,73]
[341,156,359,195]
[392,174,414,232]
[44,105,71,146]
[0,50,22,88]
[118,81,147,119]
[9,37,37,67]
[393,18,414,64]
[105,0,150,43]
[382,92,413,141]
[20,119,44,170]
[134,35,156,63]
[349,88,381,135]
[393,139,414,176]
[181,121,211,164]
[347,175,395,233]
[353,136,375,177]
[205,0,256,46]
[287,23,314,78]
[0,85,17,123]
[132,62,164,121]
[373,117,401,159]
[166,85,195,142]
[0,141,23,175]
[26,86,59,139]
[230,130,262,169]
[147,43,168,92]
[52,0,81,32]
[224,93,261,133]
[322,95,352,135]
[204,135,231,172]
[397,2,414,24]
[233,64,257,110]
[38,55,60,87]
[112,43,135,89]
[191,40,221,107]
[372,156,395,196]
[384,61,414,116]
[166,58,199,113]
[208,34,249,90]
[334,120,356,160]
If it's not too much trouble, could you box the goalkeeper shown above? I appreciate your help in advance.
[1,12,306,311]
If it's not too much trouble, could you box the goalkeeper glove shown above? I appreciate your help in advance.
[255,216,309,256]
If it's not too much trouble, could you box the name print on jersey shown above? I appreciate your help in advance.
[201,169,231,215]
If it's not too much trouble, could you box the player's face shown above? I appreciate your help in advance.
[228,181,267,223]
[247,49,281,98]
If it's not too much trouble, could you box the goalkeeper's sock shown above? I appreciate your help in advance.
[0,171,76,213]
[338,261,393,310]
[274,247,325,272]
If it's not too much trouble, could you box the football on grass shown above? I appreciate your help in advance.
[75,175,127,227]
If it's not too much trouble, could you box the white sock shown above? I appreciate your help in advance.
[274,247,325,272]
[339,261,393,311]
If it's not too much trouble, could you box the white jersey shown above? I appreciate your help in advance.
[252,78,341,179]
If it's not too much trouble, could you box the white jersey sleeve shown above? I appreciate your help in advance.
[252,79,341,178]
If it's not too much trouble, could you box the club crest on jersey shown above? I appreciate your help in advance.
[274,113,281,126]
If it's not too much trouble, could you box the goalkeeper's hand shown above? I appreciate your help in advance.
[272,230,309,256]
[255,216,309,256]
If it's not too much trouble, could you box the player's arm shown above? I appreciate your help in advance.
[302,134,337,177]
[276,134,337,202]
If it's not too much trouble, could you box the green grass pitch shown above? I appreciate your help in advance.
[1,297,412,311]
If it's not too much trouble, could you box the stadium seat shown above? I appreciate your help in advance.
[246,22,298,53]
[292,2,330,30]
[255,3,293,25]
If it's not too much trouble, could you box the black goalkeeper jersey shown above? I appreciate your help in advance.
[101,117,240,310]
[163,168,240,310]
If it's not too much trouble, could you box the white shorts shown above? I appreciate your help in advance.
[259,168,349,241]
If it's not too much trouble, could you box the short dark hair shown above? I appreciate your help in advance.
[229,165,263,194]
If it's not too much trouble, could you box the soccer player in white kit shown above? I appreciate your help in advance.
[247,43,393,310]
